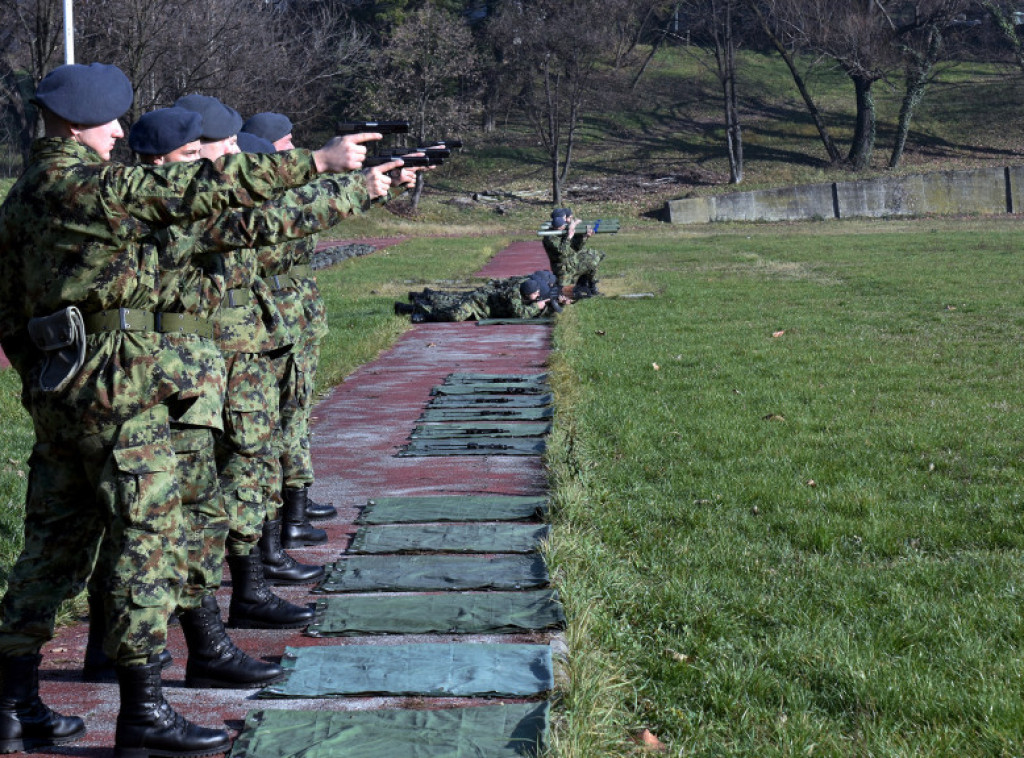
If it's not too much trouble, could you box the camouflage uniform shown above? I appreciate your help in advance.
[414,276,550,322]
[209,175,371,556]
[542,229,605,289]
[0,138,319,665]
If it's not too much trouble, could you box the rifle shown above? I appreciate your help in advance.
[537,219,620,236]
[336,120,410,135]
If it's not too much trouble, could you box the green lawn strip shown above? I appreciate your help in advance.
[545,220,1024,755]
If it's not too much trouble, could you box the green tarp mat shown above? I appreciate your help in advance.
[357,495,548,524]
[398,438,546,457]
[476,318,552,326]
[260,644,554,698]
[349,523,550,554]
[444,373,549,385]
[308,590,566,636]
[229,703,549,758]
[317,555,550,593]
[428,394,553,408]
[419,406,554,422]
[410,422,552,439]
[431,383,548,396]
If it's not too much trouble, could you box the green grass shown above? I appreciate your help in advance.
[543,217,1024,755]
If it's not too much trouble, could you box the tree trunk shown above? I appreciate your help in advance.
[410,171,425,212]
[746,0,842,164]
[720,0,742,183]
[847,73,876,170]
[889,30,942,170]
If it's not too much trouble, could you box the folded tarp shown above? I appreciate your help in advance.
[308,590,566,636]
[476,318,552,326]
[419,407,554,422]
[444,373,549,386]
[349,523,550,554]
[229,703,549,758]
[260,643,554,698]
[428,394,553,408]
[398,438,546,457]
[357,495,548,524]
[431,383,548,396]
[410,422,552,439]
[317,554,550,593]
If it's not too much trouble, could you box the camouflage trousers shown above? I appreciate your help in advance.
[416,290,490,322]
[556,247,605,288]
[0,404,185,666]
[216,351,280,556]
[173,426,228,609]
[278,336,321,489]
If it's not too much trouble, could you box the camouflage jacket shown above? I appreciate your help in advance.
[485,276,547,319]
[256,173,371,347]
[0,137,318,433]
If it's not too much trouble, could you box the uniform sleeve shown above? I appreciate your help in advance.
[189,173,372,254]
[104,150,320,229]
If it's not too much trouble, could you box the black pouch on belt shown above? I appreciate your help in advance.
[26,305,87,392]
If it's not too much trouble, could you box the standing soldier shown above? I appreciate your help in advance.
[0,63,382,757]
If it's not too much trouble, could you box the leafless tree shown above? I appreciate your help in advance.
[490,0,619,205]
[888,0,970,169]
[0,0,65,163]
[679,0,744,182]
[362,5,480,210]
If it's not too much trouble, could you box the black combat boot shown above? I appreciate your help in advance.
[114,655,230,758]
[178,595,283,688]
[84,593,172,682]
[258,518,324,585]
[0,654,85,753]
[394,302,415,315]
[280,487,326,549]
[226,552,315,629]
[304,486,337,520]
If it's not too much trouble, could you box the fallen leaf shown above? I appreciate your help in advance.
[633,728,667,752]
[652,362,660,370]
[595,329,606,336]
[763,413,785,422]
[666,649,693,663]
[751,505,760,516]
[806,479,817,487]
[772,330,786,338]
[426,342,436,347]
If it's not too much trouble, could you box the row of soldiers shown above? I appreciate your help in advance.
[392,209,607,323]
[0,62,421,758]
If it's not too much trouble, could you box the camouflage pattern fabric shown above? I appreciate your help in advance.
[541,231,606,289]
[0,404,185,665]
[0,138,316,663]
[414,277,548,322]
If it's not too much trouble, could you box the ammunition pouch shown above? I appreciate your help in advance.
[26,306,87,393]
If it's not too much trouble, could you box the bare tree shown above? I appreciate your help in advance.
[888,0,969,169]
[490,0,618,205]
[363,5,480,210]
[680,0,745,182]
[746,0,843,163]
[979,0,1024,72]
[0,0,65,164]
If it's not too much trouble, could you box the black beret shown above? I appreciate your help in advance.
[34,63,133,126]
[520,276,542,299]
[236,132,277,154]
[242,112,292,143]
[174,94,242,140]
[128,107,203,156]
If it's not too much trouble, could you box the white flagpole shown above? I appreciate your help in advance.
[63,0,75,64]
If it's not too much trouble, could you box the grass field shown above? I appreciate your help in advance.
[543,217,1024,756]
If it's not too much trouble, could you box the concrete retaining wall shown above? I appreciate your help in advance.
[666,165,1019,225]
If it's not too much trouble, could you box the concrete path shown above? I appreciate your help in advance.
[32,237,554,756]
